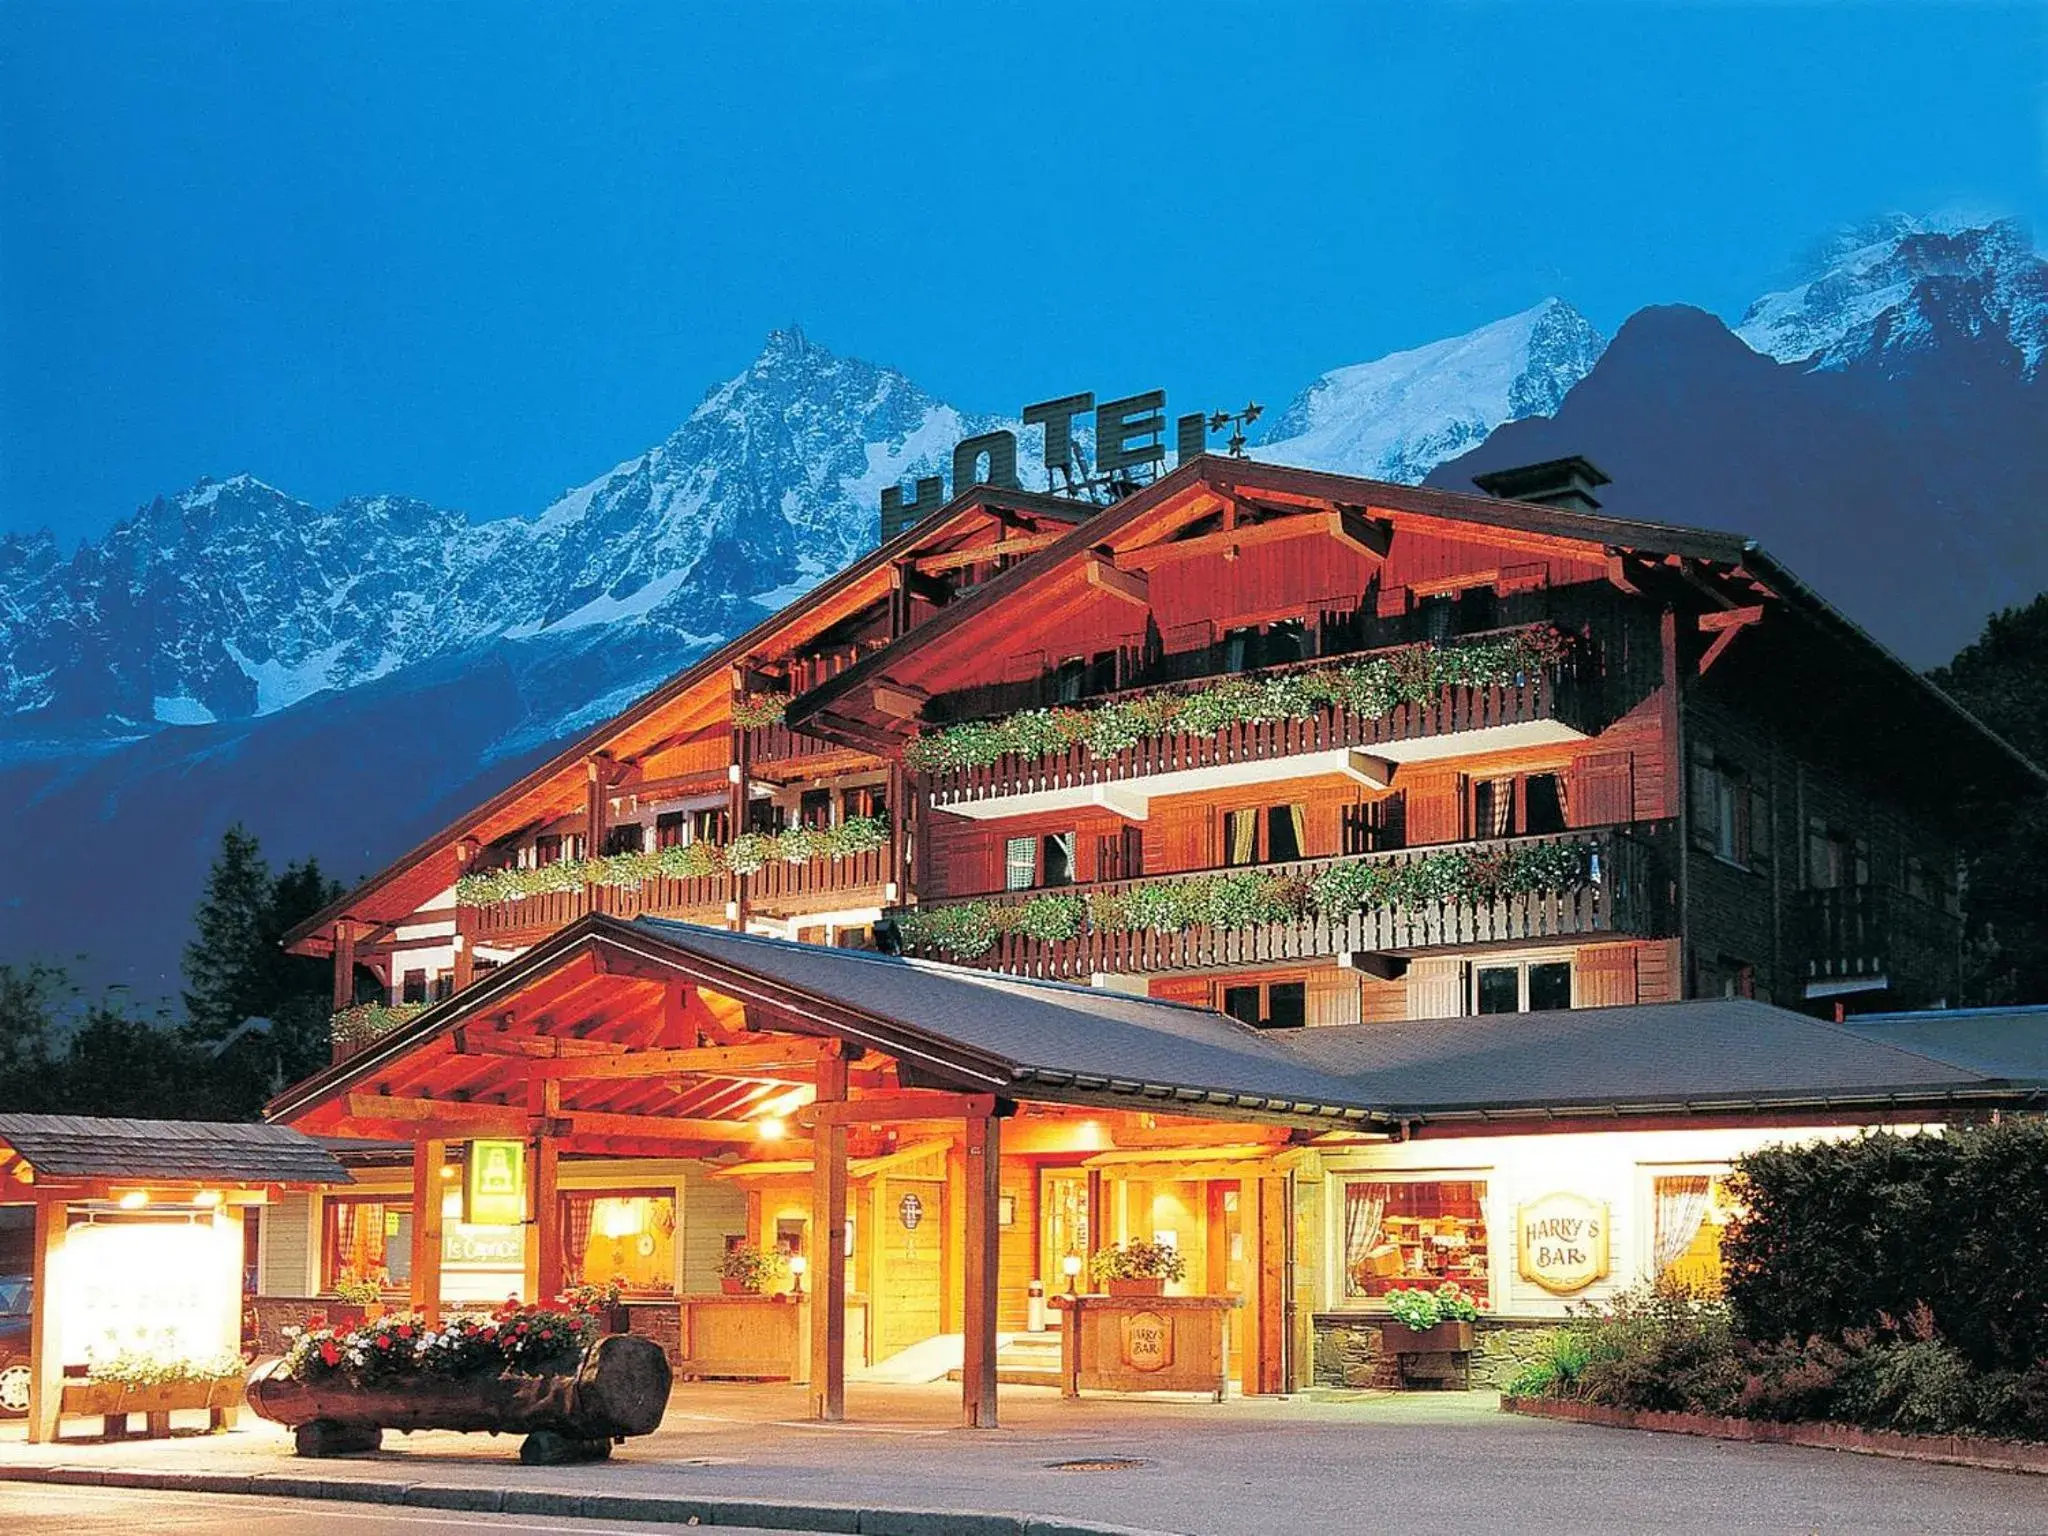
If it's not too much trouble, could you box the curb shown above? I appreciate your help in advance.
[0,1463,1177,1536]
[1499,1395,2048,1476]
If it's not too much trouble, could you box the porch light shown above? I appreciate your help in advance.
[117,1190,149,1210]
[1062,1252,1083,1294]
[192,1190,222,1209]
[788,1253,808,1296]
[758,1117,787,1141]
[440,1164,460,1180]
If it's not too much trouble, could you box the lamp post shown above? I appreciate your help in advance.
[789,1252,808,1298]
[1062,1252,1082,1296]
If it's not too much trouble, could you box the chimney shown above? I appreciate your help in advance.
[1470,455,1611,514]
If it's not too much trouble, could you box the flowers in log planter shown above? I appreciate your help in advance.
[902,627,1575,773]
[896,839,1595,959]
[330,1001,429,1050]
[84,1346,247,1390]
[1088,1241,1189,1296]
[282,1301,599,1387]
[455,816,890,907]
[729,694,788,728]
[718,1243,787,1296]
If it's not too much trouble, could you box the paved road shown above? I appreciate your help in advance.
[2,1483,819,1535]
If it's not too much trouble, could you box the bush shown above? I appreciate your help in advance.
[1570,1280,1745,1415]
[1724,1122,2048,1372]
[1504,1331,1592,1399]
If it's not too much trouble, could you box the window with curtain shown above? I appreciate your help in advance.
[1341,1179,1489,1300]
[1652,1174,1733,1294]
[562,1190,677,1295]
[1472,777,1516,839]
[1223,808,1259,866]
[655,811,688,850]
[323,1197,412,1290]
[1266,804,1307,863]
[1004,836,1037,891]
[1041,831,1076,886]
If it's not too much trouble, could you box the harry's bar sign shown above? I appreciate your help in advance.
[880,388,1205,540]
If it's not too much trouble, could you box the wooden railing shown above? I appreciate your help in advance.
[922,625,1600,812]
[897,826,1672,980]
[742,718,848,769]
[1797,885,1960,1000]
[751,843,893,912]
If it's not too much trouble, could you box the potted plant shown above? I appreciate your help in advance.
[559,1279,630,1333]
[718,1243,785,1297]
[1087,1241,1188,1298]
[1379,1282,1480,1353]
[327,1273,385,1328]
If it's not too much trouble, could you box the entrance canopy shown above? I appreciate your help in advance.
[0,1114,352,1197]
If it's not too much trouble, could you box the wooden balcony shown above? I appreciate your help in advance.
[896,826,1672,981]
[750,842,895,917]
[741,718,874,781]
[922,625,1603,821]
[1797,885,1961,1002]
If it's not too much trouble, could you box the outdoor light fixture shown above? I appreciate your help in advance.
[440,1164,460,1181]
[758,1117,787,1141]
[788,1252,808,1297]
[117,1190,149,1210]
[192,1190,222,1209]
[1062,1252,1083,1294]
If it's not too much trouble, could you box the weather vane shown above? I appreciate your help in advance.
[1206,402,1263,458]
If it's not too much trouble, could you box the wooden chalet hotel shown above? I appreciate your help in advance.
[259,449,2046,1413]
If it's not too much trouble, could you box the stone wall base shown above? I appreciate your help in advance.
[1502,1395,2048,1475]
[1312,1314,1564,1391]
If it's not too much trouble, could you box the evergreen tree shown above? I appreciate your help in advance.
[182,824,274,1042]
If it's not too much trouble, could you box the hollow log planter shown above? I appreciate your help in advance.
[245,1333,672,1464]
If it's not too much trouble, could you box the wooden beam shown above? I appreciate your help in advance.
[410,1138,446,1326]
[1331,508,1392,560]
[809,1052,850,1422]
[960,1113,1001,1428]
[533,1135,563,1303]
[332,919,359,1011]
[1117,509,1332,570]
[871,682,929,721]
[1257,1176,1288,1393]
[26,1195,62,1444]
[1083,553,1149,607]
[1698,604,1765,674]
[911,528,1065,575]
[801,1091,996,1127]
[538,1037,840,1081]
[454,1033,626,1059]
[347,1094,531,1136]
[561,1112,797,1146]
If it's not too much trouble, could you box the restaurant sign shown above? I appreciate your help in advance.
[464,1138,526,1227]
[1119,1309,1174,1373]
[1517,1192,1610,1294]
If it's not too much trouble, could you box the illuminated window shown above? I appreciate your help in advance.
[564,1191,677,1295]
[1341,1178,1489,1302]
[323,1197,413,1291]
[1652,1173,1736,1295]
[1474,959,1573,1014]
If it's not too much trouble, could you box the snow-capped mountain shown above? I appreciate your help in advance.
[0,328,1030,755]
[1252,298,1608,482]
[1736,215,2046,378]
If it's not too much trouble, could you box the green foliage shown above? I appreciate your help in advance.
[331,1001,429,1051]
[1087,1241,1188,1283]
[455,817,889,906]
[84,1347,246,1388]
[896,840,1594,958]
[1504,1330,1592,1399]
[283,1303,596,1387]
[1384,1282,1481,1328]
[1724,1122,2048,1371]
[729,695,788,728]
[903,627,1575,772]
[1514,1280,1745,1415]
[717,1243,787,1292]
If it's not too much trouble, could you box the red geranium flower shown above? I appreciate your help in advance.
[377,1335,392,1350]
[319,1341,340,1366]
[515,1322,529,1334]
[396,1324,414,1340]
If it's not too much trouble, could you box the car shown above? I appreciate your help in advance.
[0,1285,28,1418]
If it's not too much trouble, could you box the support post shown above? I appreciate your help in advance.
[938,1139,967,1333]
[410,1137,446,1326]
[27,1196,64,1445]
[808,1053,849,1421]
[1256,1176,1289,1395]
[332,919,358,1012]
[961,1113,1001,1428]
[533,1134,563,1303]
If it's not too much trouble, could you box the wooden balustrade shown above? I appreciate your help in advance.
[897,827,1672,980]
[1796,884,1960,999]
[751,843,892,912]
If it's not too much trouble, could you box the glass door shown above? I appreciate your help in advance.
[1040,1168,1090,1309]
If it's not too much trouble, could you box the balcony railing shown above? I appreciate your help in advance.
[895,826,1672,981]
[1797,885,1960,1000]
[751,842,894,914]
[920,624,1602,816]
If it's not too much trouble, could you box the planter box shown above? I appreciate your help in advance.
[719,1278,763,1297]
[1381,1320,1473,1354]
[1106,1277,1166,1298]
[62,1377,242,1419]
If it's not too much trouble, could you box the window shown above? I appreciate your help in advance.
[1223,808,1260,866]
[1342,795,1406,855]
[1005,837,1037,891]
[1524,773,1568,835]
[841,784,887,823]
[1223,627,1255,673]
[1697,955,1756,999]
[534,833,565,866]
[431,971,454,1003]
[1416,593,1455,642]
[1220,978,1305,1030]
[655,811,689,850]
[603,822,646,856]
[323,1197,413,1291]
[1053,656,1088,703]
[1691,750,1766,867]
[563,1190,676,1295]
[1341,1179,1490,1301]
[1474,959,1573,1014]
[1806,821,1866,890]
[1652,1173,1736,1295]
[798,789,832,830]
[1041,831,1076,886]
[1223,803,1307,866]
[746,800,785,835]
[690,807,731,846]
[401,969,428,1005]
[1472,777,1515,839]
[1265,805,1305,863]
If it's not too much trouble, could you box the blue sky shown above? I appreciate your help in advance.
[3,2,2043,545]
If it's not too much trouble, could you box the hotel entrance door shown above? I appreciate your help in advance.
[1039,1168,1089,1313]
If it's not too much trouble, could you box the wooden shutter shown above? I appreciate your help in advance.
[1748,782,1773,868]
[1403,771,1464,846]
[1405,958,1466,1019]
[1306,969,1362,1027]
[1148,975,1213,1008]
[1574,943,1640,1007]
[1689,749,1719,851]
[1570,750,1635,829]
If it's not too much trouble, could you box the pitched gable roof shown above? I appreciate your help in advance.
[0,1115,353,1186]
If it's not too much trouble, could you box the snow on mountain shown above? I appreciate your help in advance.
[1252,299,1608,483]
[1736,215,2046,377]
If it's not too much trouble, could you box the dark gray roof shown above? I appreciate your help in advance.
[1841,1006,2048,1083]
[1279,998,2029,1119]
[0,1114,354,1185]
[630,919,1377,1120]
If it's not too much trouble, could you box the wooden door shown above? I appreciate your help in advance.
[874,1177,945,1362]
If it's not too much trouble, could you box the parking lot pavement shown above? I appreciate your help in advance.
[5,1383,2047,1535]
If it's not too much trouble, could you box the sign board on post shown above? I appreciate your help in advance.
[465,1139,526,1227]
[1517,1192,1610,1294]
[1119,1309,1174,1373]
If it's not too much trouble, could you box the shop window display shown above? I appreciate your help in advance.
[563,1191,676,1294]
[1341,1179,1489,1302]
[1652,1173,1735,1295]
